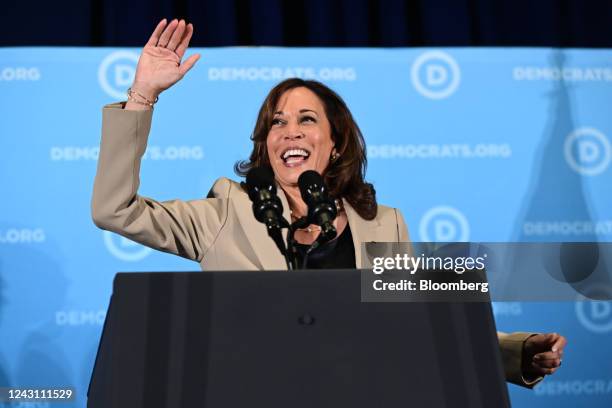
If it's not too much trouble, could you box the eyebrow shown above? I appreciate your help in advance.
[274,109,318,116]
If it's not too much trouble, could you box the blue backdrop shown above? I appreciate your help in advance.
[0,47,611,407]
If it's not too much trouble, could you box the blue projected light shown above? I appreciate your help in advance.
[0,47,611,407]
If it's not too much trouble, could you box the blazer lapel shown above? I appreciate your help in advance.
[344,199,381,268]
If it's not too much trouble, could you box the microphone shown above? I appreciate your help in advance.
[298,170,337,242]
[245,167,287,231]
[246,167,291,268]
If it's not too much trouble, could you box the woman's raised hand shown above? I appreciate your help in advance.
[128,19,200,105]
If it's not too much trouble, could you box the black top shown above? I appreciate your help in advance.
[294,225,356,269]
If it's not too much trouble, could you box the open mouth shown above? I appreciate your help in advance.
[281,147,311,167]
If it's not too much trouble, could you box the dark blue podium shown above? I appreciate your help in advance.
[88,270,509,407]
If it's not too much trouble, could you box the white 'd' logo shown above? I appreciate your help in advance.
[564,127,611,176]
[419,205,470,242]
[576,299,612,333]
[98,51,139,99]
[103,231,151,262]
[411,51,461,99]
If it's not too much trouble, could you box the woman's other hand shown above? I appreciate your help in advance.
[522,333,567,379]
[127,19,200,109]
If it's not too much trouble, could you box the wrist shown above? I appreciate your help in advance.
[520,334,537,374]
[130,81,160,100]
[126,84,160,110]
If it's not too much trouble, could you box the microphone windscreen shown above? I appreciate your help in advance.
[246,167,276,200]
[298,170,323,198]
[246,167,275,187]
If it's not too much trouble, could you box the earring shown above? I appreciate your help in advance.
[331,151,340,161]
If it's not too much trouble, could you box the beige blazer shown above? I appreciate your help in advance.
[92,103,540,388]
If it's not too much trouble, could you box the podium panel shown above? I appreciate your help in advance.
[88,270,509,407]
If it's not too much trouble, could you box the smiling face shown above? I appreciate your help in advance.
[266,87,335,188]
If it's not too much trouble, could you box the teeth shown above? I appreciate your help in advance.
[285,157,304,164]
[282,149,309,159]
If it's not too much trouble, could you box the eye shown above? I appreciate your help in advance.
[300,115,316,123]
[271,117,285,126]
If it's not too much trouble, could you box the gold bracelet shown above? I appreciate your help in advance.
[126,94,154,109]
[127,87,159,107]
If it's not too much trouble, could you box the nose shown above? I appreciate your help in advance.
[283,122,304,140]
[284,131,304,140]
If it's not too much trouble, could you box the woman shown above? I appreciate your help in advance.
[92,18,565,388]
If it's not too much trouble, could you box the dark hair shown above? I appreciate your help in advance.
[235,78,377,220]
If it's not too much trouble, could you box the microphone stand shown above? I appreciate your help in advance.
[265,218,293,270]
[286,216,309,270]
[302,238,322,269]
[259,211,310,271]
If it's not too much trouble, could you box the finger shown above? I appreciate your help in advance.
[176,23,194,59]
[532,333,558,352]
[146,19,168,47]
[530,363,558,376]
[534,351,561,361]
[157,18,179,47]
[534,357,561,368]
[552,335,567,353]
[547,332,559,345]
[167,19,186,51]
[179,53,200,76]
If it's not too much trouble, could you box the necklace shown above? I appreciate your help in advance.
[298,225,322,233]
[289,211,321,233]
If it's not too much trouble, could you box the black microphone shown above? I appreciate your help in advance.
[246,167,290,267]
[298,170,337,241]
[245,167,287,231]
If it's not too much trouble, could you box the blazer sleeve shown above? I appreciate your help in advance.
[497,331,544,388]
[91,103,228,262]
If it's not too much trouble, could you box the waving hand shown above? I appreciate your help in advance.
[127,19,200,109]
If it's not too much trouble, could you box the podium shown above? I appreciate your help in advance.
[88,270,510,407]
